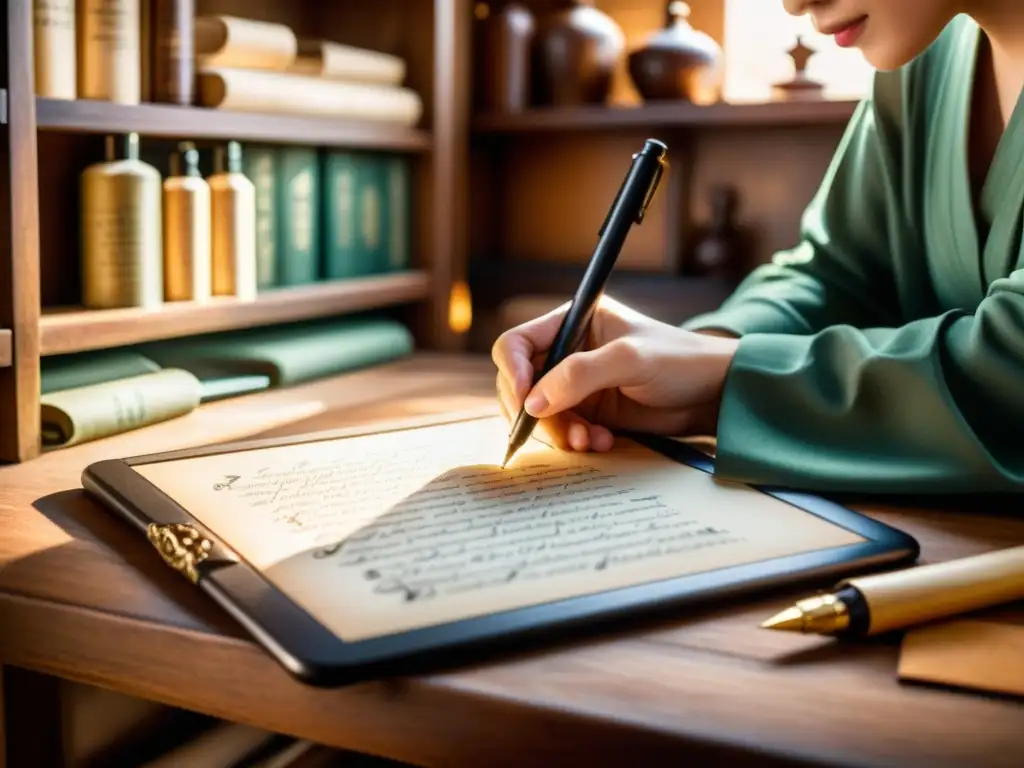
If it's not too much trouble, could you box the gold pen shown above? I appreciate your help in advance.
[761,544,1024,636]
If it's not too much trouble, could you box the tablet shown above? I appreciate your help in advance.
[82,412,919,687]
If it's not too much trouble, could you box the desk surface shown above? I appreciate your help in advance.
[2,353,1023,767]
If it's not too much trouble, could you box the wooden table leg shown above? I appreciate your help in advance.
[1,665,66,767]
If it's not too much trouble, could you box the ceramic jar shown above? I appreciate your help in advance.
[473,1,536,113]
[627,1,722,103]
[531,0,625,107]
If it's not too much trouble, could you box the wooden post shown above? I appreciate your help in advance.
[425,0,472,351]
[0,0,42,463]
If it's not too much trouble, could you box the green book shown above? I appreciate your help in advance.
[320,151,364,279]
[382,154,412,272]
[275,147,321,286]
[356,153,387,276]
[138,316,414,387]
[41,349,161,395]
[243,145,279,290]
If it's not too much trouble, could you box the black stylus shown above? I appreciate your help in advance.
[502,138,668,468]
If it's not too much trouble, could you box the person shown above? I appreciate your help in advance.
[491,0,1024,495]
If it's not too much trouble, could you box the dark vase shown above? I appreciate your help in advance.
[627,1,722,103]
[473,1,536,113]
[691,185,744,280]
[531,0,625,107]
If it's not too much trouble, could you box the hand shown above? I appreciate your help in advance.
[491,296,740,452]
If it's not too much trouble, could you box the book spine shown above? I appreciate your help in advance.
[78,0,141,104]
[194,15,297,70]
[196,67,423,126]
[383,155,412,272]
[320,151,363,280]
[242,145,278,290]
[150,0,195,105]
[356,154,386,275]
[275,147,321,286]
[40,368,203,448]
[33,0,77,99]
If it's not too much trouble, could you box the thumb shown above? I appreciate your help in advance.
[524,340,646,418]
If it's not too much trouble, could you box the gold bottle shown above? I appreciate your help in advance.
[163,142,212,303]
[208,141,258,300]
[81,133,163,310]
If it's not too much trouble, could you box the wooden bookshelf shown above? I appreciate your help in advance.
[40,272,431,356]
[37,98,432,151]
[0,330,11,368]
[472,100,860,135]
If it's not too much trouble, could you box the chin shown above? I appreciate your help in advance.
[860,46,914,71]
[858,29,947,71]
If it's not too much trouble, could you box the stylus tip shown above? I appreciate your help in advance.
[760,606,805,632]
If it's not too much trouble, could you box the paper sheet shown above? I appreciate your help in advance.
[134,416,864,641]
[899,607,1024,698]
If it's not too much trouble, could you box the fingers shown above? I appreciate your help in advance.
[525,339,650,419]
[491,303,571,400]
[495,372,615,453]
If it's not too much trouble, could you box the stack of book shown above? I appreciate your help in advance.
[190,15,418,289]
[193,14,423,126]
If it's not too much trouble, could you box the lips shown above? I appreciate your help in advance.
[819,15,867,47]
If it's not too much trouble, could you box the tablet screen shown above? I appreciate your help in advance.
[132,416,865,642]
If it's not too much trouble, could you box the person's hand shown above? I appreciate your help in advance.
[491,296,739,452]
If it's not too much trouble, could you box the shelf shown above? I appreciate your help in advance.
[36,98,432,151]
[40,271,430,356]
[473,100,860,134]
[0,329,10,367]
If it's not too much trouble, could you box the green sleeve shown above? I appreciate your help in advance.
[714,283,1024,494]
[683,76,904,337]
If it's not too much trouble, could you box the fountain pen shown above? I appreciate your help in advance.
[502,138,668,468]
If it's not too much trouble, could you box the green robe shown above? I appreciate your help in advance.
[683,15,1024,494]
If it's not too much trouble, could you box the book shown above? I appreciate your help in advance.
[275,147,321,286]
[196,67,423,126]
[41,348,161,394]
[381,154,412,273]
[241,144,279,290]
[194,15,297,71]
[137,316,415,387]
[288,38,406,86]
[319,150,364,280]
[40,368,203,448]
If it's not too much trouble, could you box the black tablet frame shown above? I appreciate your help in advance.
[81,412,920,688]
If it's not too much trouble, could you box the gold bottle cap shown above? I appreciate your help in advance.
[214,141,244,175]
[171,142,201,178]
[105,133,140,162]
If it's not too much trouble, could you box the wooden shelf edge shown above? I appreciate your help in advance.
[472,99,860,134]
[40,271,431,356]
[36,98,432,151]
[0,329,11,367]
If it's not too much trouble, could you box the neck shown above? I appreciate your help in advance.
[967,0,1024,121]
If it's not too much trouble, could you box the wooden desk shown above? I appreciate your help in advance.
[2,353,1023,767]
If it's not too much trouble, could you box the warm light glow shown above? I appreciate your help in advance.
[448,280,473,334]
[723,0,873,103]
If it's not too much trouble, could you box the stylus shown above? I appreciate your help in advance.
[502,138,668,468]
[760,544,1024,636]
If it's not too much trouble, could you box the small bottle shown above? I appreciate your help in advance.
[208,142,258,300]
[162,142,212,302]
[78,0,141,104]
[81,133,163,309]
